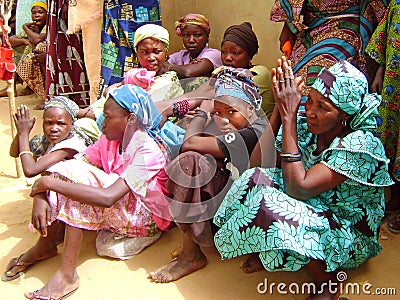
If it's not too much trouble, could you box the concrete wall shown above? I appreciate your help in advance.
[159,0,283,70]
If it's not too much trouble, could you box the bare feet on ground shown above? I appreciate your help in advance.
[148,251,207,283]
[24,270,80,300]
[240,253,264,273]
[19,86,34,96]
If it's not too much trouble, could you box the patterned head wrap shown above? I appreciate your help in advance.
[214,67,262,110]
[311,60,381,131]
[44,96,79,122]
[31,1,47,11]
[109,85,170,157]
[222,22,258,59]
[134,24,169,52]
[124,68,156,91]
[175,13,210,37]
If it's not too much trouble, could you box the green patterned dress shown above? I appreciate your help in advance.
[213,116,393,272]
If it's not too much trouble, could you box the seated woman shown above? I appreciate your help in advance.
[0,1,47,98]
[213,59,393,299]
[148,68,269,283]
[2,96,92,282]
[165,13,222,81]
[9,85,172,299]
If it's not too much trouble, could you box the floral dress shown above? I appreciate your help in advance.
[366,0,400,181]
[213,116,392,272]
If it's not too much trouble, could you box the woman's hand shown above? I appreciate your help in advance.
[31,195,51,236]
[12,105,36,136]
[370,64,385,94]
[32,52,46,66]
[271,57,304,120]
[30,176,52,197]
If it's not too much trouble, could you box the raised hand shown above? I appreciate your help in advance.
[12,105,36,136]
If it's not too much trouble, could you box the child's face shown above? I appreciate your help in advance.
[42,107,73,144]
[136,38,166,76]
[31,6,47,27]
[221,41,251,68]
[101,98,130,142]
[181,24,208,58]
[213,96,251,134]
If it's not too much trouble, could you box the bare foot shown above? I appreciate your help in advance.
[148,252,207,283]
[24,269,80,299]
[19,86,34,96]
[241,253,264,273]
[170,246,182,259]
[3,244,58,280]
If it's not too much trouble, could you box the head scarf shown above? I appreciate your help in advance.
[214,67,262,110]
[134,24,169,52]
[44,96,79,122]
[124,68,156,91]
[311,60,381,131]
[222,22,258,59]
[175,13,210,36]
[109,85,170,157]
[31,1,47,11]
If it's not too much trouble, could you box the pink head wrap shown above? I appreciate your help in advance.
[175,13,211,37]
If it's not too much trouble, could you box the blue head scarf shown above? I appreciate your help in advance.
[311,60,381,131]
[214,67,262,110]
[109,84,170,158]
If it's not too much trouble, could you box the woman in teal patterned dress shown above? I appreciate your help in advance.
[213,59,393,299]
[366,0,400,232]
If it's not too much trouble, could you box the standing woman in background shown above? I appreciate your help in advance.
[270,0,388,97]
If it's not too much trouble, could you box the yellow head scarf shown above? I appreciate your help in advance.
[31,1,48,11]
[134,24,169,52]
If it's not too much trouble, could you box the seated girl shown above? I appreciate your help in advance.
[148,68,269,283]
[213,59,393,299]
[9,85,172,299]
[2,97,92,283]
[165,13,222,80]
[0,1,47,98]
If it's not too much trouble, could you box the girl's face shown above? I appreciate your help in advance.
[181,24,208,58]
[136,38,167,76]
[31,6,47,27]
[221,41,251,68]
[213,96,252,134]
[42,107,73,144]
[305,88,347,136]
[101,98,130,142]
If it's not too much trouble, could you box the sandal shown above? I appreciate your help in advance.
[26,288,78,300]
[387,213,400,233]
[1,253,37,282]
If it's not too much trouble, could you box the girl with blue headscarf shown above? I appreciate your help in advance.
[148,68,269,283]
[213,59,393,299]
[11,85,172,299]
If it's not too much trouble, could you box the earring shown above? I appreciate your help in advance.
[128,114,136,125]
[341,119,347,127]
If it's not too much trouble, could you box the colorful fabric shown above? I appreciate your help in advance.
[99,0,161,97]
[222,22,258,59]
[66,0,102,34]
[45,0,90,106]
[175,13,210,36]
[214,67,262,110]
[133,23,169,51]
[124,68,156,91]
[44,96,79,121]
[366,0,400,181]
[270,0,388,90]
[311,60,381,131]
[31,1,47,10]
[214,115,393,272]
[47,128,171,231]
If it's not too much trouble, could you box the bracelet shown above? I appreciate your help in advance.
[19,150,33,158]
[280,152,301,158]
[193,109,209,121]
[82,107,90,118]
[172,99,190,118]
[281,156,302,162]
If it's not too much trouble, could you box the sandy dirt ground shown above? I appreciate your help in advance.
[0,82,399,299]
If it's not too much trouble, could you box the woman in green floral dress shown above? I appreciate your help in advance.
[366,0,400,232]
[213,59,393,299]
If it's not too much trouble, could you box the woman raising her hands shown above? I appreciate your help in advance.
[213,58,393,299]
